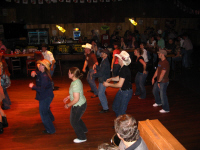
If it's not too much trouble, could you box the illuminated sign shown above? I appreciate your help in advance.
[56,25,66,33]
[129,18,137,26]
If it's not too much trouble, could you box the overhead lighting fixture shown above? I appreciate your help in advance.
[56,25,66,33]
[129,18,137,26]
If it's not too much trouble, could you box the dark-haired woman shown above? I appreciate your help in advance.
[29,59,55,134]
[63,67,87,143]
[134,48,148,99]
[0,57,8,134]
[1,54,11,110]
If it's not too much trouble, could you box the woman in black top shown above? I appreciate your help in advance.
[103,51,133,117]
[134,48,148,99]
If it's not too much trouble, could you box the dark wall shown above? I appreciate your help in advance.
[1,0,199,24]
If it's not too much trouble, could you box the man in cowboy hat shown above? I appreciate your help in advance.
[93,49,110,113]
[103,51,133,117]
[82,43,98,98]
[152,49,170,113]
[41,43,56,89]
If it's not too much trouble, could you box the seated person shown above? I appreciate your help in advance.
[114,114,148,150]
[128,36,139,49]
[172,45,182,70]
[165,39,176,54]
[120,37,127,50]
[147,36,156,48]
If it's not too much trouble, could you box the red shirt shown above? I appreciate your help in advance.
[113,49,121,64]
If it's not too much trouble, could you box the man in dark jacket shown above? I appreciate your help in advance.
[93,49,110,113]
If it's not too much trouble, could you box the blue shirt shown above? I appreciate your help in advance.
[32,71,54,101]
[93,57,110,83]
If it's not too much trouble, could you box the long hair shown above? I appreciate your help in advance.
[135,48,144,55]
[69,67,83,79]
[44,67,52,81]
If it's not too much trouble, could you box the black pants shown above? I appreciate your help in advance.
[70,102,87,140]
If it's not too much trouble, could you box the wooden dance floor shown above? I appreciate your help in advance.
[0,69,200,150]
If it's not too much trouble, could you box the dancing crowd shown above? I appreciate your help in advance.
[0,27,194,149]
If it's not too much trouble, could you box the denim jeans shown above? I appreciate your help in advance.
[113,64,121,77]
[50,64,56,76]
[70,102,87,140]
[98,83,108,110]
[2,88,11,109]
[39,97,55,134]
[112,89,133,117]
[182,49,193,68]
[153,82,170,111]
[87,69,98,95]
[153,53,157,63]
[135,72,148,99]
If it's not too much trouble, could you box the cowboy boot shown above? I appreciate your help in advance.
[0,122,3,134]
[2,116,8,128]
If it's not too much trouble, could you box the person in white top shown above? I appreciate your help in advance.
[140,43,148,63]
[41,43,56,76]
[147,36,156,48]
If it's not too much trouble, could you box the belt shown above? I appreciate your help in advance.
[121,88,132,91]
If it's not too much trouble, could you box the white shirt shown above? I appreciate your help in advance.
[180,38,184,47]
[141,49,148,63]
[147,40,156,47]
[183,37,193,50]
[42,50,55,64]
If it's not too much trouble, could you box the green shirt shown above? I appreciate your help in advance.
[69,79,86,107]
[157,38,165,49]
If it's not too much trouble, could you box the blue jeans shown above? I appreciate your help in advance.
[153,82,170,111]
[50,64,56,76]
[39,97,55,134]
[98,83,108,110]
[113,64,120,77]
[182,49,193,68]
[112,89,133,117]
[135,72,148,99]
[153,53,157,63]
[70,102,87,140]
[2,88,11,109]
[87,69,98,95]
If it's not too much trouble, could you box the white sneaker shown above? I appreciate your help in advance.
[159,109,170,113]
[73,138,87,143]
[153,103,162,107]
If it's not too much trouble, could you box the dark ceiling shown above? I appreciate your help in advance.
[0,0,200,24]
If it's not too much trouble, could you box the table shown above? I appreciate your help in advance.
[4,53,34,58]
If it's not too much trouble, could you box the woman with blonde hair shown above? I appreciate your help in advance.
[133,48,148,99]
[63,67,87,143]
[29,59,55,134]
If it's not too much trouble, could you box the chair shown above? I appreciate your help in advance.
[10,57,22,76]
[26,59,37,76]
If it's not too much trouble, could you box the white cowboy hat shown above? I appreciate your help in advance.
[82,43,92,49]
[115,51,131,66]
